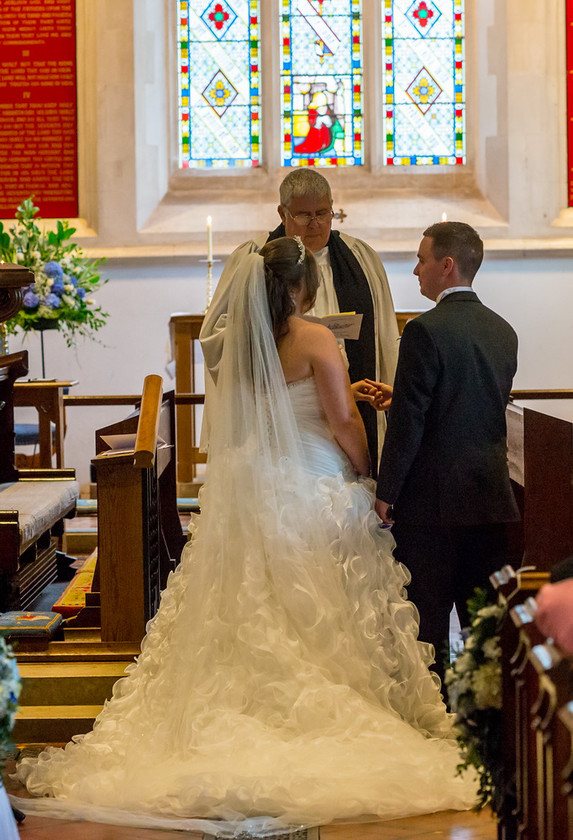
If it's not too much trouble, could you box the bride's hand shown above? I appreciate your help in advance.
[351,380,393,411]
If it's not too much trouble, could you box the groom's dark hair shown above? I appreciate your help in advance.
[424,221,484,281]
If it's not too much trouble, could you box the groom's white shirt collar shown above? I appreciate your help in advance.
[436,286,474,304]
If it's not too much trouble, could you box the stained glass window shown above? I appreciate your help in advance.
[280,0,363,168]
[382,0,465,165]
[177,1,261,168]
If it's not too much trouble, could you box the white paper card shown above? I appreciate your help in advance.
[303,312,363,340]
[100,433,137,453]
[98,433,171,457]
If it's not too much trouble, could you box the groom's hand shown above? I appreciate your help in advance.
[364,379,393,410]
[351,379,393,411]
[375,498,395,525]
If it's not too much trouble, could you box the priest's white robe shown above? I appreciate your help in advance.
[199,233,399,455]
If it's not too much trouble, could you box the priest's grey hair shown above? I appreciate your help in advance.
[279,169,333,208]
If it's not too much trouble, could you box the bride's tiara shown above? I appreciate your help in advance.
[293,235,305,265]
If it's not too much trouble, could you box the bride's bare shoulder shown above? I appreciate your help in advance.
[290,317,340,362]
[291,316,333,342]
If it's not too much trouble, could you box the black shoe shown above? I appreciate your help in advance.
[11,806,25,824]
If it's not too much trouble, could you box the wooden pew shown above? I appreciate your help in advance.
[493,568,548,840]
[529,642,573,840]
[510,597,546,840]
[0,351,78,610]
[493,569,573,840]
[86,375,185,643]
[559,700,573,835]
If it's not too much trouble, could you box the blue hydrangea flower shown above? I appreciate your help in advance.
[23,290,39,308]
[43,261,64,281]
[76,287,86,300]
[52,278,65,295]
[69,275,79,287]
[45,293,61,309]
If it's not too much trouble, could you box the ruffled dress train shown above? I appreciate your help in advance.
[14,378,476,835]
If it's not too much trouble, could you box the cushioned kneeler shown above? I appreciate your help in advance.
[52,551,97,618]
[0,611,63,639]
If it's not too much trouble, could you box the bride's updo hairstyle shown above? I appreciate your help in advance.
[259,236,319,341]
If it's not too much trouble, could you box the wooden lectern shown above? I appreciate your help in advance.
[507,399,573,571]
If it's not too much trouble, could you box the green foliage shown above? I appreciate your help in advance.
[445,588,506,813]
[1,197,109,347]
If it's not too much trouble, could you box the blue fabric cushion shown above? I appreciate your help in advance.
[0,611,63,638]
[14,423,55,445]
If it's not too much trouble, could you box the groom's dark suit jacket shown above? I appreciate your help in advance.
[376,290,520,528]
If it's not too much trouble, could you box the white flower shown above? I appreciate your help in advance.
[464,634,476,650]
[86,298,95,305]
[0,684,8,717]
[454,651,474,675]
[477,605,503,620]
[46,277,54,287]
[31,250,41,260]
[482,636,501,661]
[64,284,73,292]
[472,661,502,709]
[446,669,473,712]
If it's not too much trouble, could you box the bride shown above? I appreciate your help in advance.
[13,237,476,836]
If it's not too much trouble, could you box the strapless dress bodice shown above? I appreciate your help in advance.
[286,376,354,479]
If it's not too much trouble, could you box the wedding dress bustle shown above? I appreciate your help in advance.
[14,377,476,834]
[13,254,476,836]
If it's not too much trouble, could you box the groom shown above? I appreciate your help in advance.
[375,222,520,684]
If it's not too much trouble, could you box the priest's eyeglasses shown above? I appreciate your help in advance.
[286,209,335,226]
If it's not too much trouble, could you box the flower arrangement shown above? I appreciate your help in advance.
[445,588,506,812]
[0,197,108,347]
[0,638,20,778]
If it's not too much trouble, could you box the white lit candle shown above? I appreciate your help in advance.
[207,216,213,262]
[441,212,447,223]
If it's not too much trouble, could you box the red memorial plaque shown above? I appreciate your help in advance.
[565,0,573,207]
[0,0,78,219]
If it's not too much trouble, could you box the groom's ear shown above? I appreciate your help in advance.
[442,256,455,276]
[278,204,286,224]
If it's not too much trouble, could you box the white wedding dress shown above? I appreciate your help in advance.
[14,255,476,836]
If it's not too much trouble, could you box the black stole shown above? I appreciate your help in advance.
[267,224,378,477]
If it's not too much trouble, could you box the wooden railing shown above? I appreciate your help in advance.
[510,390,573,400]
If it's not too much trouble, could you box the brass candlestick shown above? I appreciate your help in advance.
[200,259,220,312]
[206,258,213,312]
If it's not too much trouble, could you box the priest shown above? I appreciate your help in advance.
[200,169,399,475]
